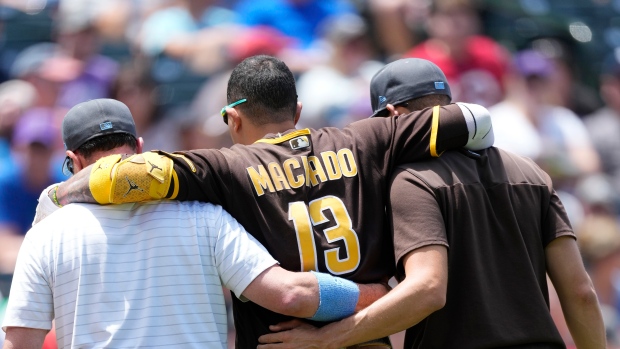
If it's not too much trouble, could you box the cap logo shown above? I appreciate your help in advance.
[378,96,387,105]
[434,82,445,90]
[100,122,113,131]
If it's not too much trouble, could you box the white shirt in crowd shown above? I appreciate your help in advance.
[3,200,277,348]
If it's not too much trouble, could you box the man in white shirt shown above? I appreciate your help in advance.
[2,99,382,349]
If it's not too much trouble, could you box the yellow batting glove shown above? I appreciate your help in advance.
[89,152,177,204]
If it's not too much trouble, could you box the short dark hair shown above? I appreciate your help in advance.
[406,94,451,111]
[227,55,298,125]
[75,133,137,160]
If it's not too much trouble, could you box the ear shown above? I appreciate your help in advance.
[136,137,144,154]
[294,101,302,125]
[386,104,400,117]
[66,150,85,174]
[227,107,242,133]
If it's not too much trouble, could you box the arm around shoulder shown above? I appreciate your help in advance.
[241,267,365,321]
[56,152,176,206]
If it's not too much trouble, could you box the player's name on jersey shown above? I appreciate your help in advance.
[246,148,358,196]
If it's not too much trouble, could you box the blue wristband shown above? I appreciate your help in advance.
[308,271,359,321]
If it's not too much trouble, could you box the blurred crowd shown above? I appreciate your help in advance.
[1,0,620,347]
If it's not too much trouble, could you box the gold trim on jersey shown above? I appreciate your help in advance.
[430,105,444,157]
[157,150,197,173]
[170,153,196,173]
[169,170,180,199]
[254,129,311,145]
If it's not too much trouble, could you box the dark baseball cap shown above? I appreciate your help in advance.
[61,99,137,175]
[370,58,452,117]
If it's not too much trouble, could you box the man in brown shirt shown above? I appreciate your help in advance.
[52,56,494,348]
[257,59,606,349]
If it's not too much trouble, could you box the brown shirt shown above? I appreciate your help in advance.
[158,104,469,348]
[390,147,574,349]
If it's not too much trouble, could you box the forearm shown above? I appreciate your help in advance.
[317,245,447,347]
[280,275,389,318]
[257,246,447,348]
[54,164,97,205]
[3,327,48,349]
[355,281,391,312]
[322,274,445,348]
[546,237,606,348]
[557,285,606,348]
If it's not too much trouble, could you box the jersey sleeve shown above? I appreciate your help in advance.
[347,104,469,171]
[155,149,234,204]
[388,167,448,281]
[2,233,53,332]
[542,178,576,247]
[209,204,278,299]
[392,104,470,161]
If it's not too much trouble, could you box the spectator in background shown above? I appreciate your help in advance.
[296,14,382,129]
[0,110,62,273]
[490,49,600,184]
[10,43,80,111]
[584,55,620,199]
[0,80,37,176]
[138,0,240,74]
[54,9,118,108]
[403,0,509,107]
[233,0,355,50]
[365,0,425,58]
[110,60,182,152]
[528,38,600,118]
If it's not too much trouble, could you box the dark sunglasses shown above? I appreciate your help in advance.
[220,99,247,125]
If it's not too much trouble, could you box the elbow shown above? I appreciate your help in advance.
[572,282,600,308]
[457,102,495,150]
[274,284,313,317]
[403,276,446,315]
[419,275,447,314]
[427,285,446,313]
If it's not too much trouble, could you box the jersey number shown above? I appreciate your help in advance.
[289,196,361,275]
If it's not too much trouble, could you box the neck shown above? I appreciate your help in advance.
[84,146,137,167]
[243,121,297,144]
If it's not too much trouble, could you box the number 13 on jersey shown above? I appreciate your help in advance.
[289,196,361,275]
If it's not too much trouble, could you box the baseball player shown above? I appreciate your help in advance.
[4,99,380,348]
[51,55,494,347]
[257,59,606,349]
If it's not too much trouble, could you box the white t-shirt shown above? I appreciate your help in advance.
[32,183,59,226]
[4,201,277,348]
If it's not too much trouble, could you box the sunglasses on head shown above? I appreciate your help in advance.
[220,99,247,125]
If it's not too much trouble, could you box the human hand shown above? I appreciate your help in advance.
[257,319,329,349]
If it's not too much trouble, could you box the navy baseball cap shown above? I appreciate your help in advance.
[61,99,137,175]
[370,58,452,117]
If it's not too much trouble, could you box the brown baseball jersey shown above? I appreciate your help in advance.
[158,104,469,347]
[389,147,574,349]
